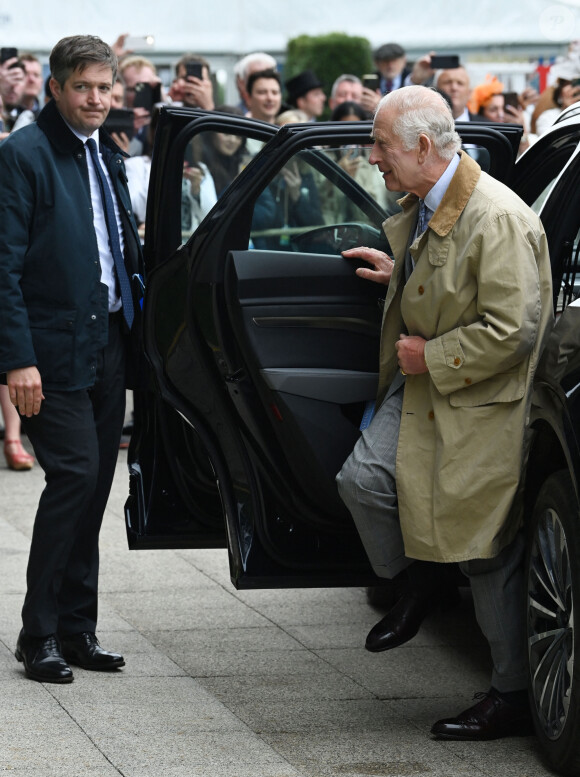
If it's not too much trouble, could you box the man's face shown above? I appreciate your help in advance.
[238,59,274,105]
[122,64,157,108]
[376,56,406,80]
[111,81,125,109]
[297,87,326,118]
[437,67,471,118]
[247,77,281,122]
[50,63,113,137]
[369,106,423,195]
[330,80,363,108]
[23,60,43,100]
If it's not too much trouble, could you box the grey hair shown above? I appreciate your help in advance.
[375,85,461,160]
[330,74,362,99]
[234,52,277,82]
[50,35,117,88]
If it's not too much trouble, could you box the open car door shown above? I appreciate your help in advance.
[126,109,521,588]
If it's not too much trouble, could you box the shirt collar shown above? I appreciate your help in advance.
[63,118,100,148]
[424,153,461,215]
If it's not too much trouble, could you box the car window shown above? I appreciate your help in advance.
[180,129,260,242]
[462,144,491,172]
[557,221,580,314]
[249,142,390,254]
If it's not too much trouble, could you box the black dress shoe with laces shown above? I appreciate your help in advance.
[60,632,125,670]
[15,629,73,683]
[430,689,534,740]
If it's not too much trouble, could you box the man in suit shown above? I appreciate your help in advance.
[436,66,478,120]
[285,70,326,121]
[0,35,144,683]
[337,86,552,739]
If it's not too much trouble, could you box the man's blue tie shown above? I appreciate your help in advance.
[86,138,134,329]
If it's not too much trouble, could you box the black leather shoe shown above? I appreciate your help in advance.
[431,690,534,740]
[15,630,73,683]
[365,591,437,652]
[365,582,461,653]
[60,632,125,670]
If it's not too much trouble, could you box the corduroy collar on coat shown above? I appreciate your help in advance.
[397,150,482,237]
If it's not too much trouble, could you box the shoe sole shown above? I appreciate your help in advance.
[365,632,421,652]
[63,656,125,671]
[431,722,534,741]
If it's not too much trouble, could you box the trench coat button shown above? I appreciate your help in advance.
[428,410,435,420]
[453,357,461,366]
[91,314,96,320]
[464,377,472,385]
[418,285,425,295]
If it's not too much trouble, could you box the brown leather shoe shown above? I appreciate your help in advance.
[431,690,533,740]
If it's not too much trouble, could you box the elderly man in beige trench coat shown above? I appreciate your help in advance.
[336,85,553,741]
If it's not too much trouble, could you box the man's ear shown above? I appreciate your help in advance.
[417,133,431,162]
[49,77,61,100]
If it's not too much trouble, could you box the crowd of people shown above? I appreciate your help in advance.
[1,36,578,469]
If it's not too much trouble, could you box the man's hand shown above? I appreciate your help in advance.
[110,131,131,154]
[342,247,394,286]
[111,33,132,60]
[7,366,44,417]
[359,87,381,114]
[0,58,24,102]
[410,52,436,85]
[396,333,428,375]
[280,162,302,202]
[503,103,525,126]
[180,75,214,110]
[183,162,205,197]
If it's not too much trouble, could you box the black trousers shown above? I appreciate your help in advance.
[20,315,126,637]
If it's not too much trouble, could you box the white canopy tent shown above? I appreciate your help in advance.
[1,0,578,55]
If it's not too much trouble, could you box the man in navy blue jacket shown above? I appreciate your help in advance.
[0,35,144,683]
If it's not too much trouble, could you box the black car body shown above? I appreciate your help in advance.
[126,107,580,775]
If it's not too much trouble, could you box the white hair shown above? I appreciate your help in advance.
[375,85,461,161]
[330,74,362,99]
[234,52,277,82]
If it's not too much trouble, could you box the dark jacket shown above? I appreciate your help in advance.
[0,99,144,390]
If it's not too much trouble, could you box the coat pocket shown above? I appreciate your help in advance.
[28,306,77,384]
[448,371,526,407]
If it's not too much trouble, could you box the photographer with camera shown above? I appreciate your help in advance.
[171,54,214,110]
[0,49,25,131]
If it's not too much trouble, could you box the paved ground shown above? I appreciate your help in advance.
[0,438,557,776]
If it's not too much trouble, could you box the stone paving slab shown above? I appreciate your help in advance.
[0,447,553,777]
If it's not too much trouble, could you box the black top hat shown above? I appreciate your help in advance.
[285,70,324,104]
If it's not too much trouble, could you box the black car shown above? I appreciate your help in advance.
[125,106,580,775]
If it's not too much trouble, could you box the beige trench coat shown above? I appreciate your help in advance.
[377,151,553,563]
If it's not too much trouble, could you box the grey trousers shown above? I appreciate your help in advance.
[336,384,527,693]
